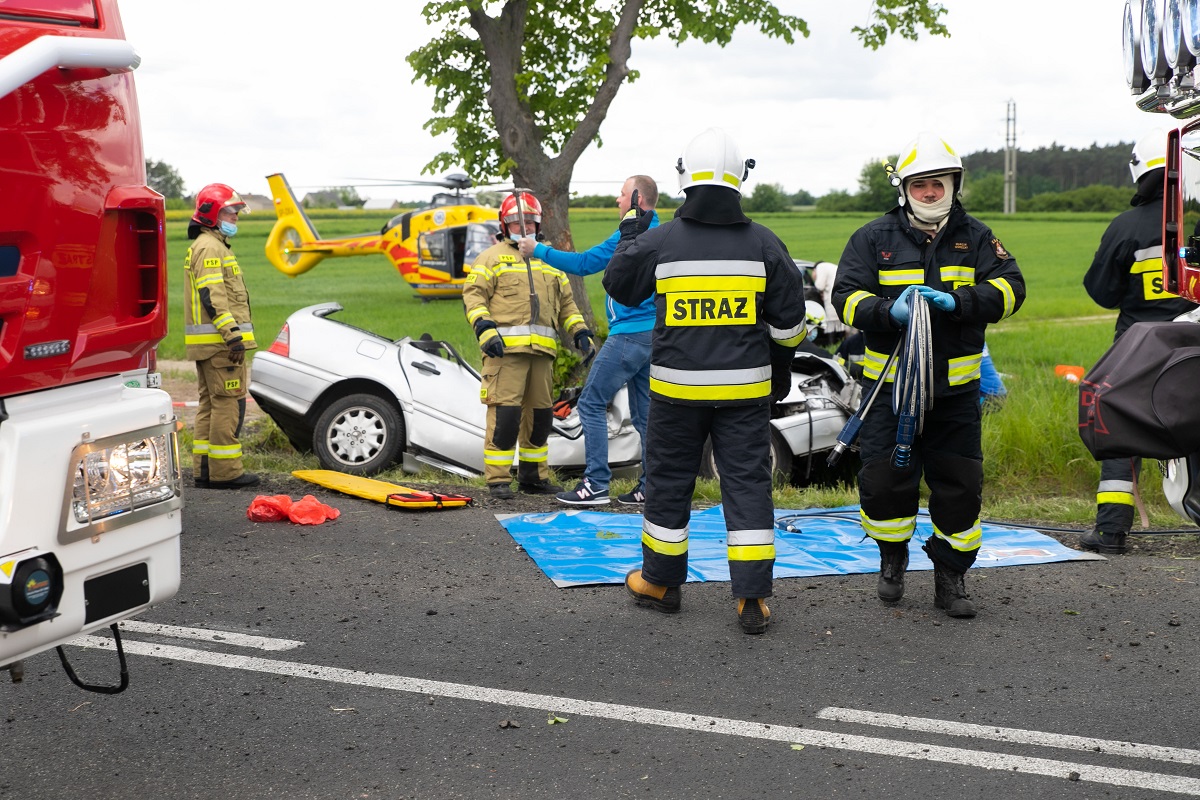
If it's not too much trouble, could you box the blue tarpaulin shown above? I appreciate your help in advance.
[496,505,1101,588]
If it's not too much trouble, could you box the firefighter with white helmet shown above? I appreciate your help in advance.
[1080,131,1199,555]
[184,183,259,489]
[604,128,807,634]
[463,190,593,499]
[832,132,1025,618]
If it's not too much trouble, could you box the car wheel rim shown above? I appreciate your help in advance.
[326,407,387,466]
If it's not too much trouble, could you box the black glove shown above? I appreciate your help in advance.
[475,319,505,358]
[770,342,794,402]
[618,189,652,241]
[574,329,594,358]
[227,337,246,365]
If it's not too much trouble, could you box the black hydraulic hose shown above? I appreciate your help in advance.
[890,292,933,469]
[826,338,903,468]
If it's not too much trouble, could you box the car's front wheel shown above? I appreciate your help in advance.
[312,392,405,476]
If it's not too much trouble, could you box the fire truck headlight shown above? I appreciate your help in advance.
[1184,0,1200,55]
[70,431,180,524]
[1127,0,1152,92]
[1166,0,1196,68]
[1144,0,1174,80]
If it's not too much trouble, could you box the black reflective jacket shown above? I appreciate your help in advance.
[832,204,1025,397]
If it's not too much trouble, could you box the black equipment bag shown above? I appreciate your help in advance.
[1079,321,1200,460]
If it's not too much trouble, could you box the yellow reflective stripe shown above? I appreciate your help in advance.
[500,334,558,349]
[208,444,243,459]
[843,290,871,327]
[185,333,227,345]
[948,352,982,385]
[470,264,494,278]
[479,328,501,344]
[642,531,688,556]
[195,273,223,288]
[940,265,974,284]
[649,377,770,400]
[722,172,741,188]
[771,322,806,347]
[212,313,235,329]
[1097,491,1135,506]
[656,275,766,293]
[466,306,490,323]
[192,440,210,455]
[728,544,776,562]
[862,347,898,382]
[860,510,916,542]
[879,269,923,286]
[519,446,548,462]
[484,448,515,465]
[691,170,715,182]
[987,277,1016,319]
[1131,257,1162,274]
[1144,156,1166,170]
[563,314,584,330]
[932,519,982,552]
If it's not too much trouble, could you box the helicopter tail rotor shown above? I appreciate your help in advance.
[265,173,328,277]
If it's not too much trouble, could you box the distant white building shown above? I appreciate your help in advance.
[363,197,402,210]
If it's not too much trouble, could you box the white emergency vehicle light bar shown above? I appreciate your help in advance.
[1130,0,1200,117]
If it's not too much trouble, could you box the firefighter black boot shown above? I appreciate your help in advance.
[876,539,909,602]
[932,565,977,618]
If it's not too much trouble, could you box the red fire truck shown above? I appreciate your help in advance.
[0,0,182,691]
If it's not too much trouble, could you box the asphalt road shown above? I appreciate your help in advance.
[5,475,1200,799]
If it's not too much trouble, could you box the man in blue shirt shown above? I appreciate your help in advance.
[518,175,659,505]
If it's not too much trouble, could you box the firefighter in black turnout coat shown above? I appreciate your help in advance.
[1080,132,1199,555]
[833,132,1025,618]
[603,128,807,635]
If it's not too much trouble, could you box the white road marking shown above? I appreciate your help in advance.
[117,621,304,651]
[70,635,1200,796]
[817,707,1200,766]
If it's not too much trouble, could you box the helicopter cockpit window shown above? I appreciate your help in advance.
[417,230,448,270]
[464,221,501,267]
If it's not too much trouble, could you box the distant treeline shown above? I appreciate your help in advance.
[564,142,1143,215]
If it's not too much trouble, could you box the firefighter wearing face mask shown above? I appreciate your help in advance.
[1079,132,1199,556]
[184,183,259,489]
[463,191,593,499]
[832,132,1025,619]
[604,128,808,635]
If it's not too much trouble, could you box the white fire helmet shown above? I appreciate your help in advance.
[676,127,755,194]
[1130,131,1168,183]
[804,300,826,339]
[895,132,964,205]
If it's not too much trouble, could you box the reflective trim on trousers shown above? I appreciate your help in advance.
[931,518,982,553]
[192,439,210,456]
[519,445,548,463]
[208,443,243,460]
[860,510,916,542]
[484,448,515,466]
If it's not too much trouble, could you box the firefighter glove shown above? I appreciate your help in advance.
[889,285,919,326]
[574,329,594,358]
[618,189,652,241]
[227,337,246,365]
[917,285,957,312]
[770,342,794,402]
[475,319,505,358]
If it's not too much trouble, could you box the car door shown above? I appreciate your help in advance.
[398,338,486,473]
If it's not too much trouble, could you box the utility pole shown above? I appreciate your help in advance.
[1003,100,1017,215]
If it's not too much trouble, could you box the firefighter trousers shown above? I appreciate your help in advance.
[480,352,554,485]
[640,400,775,599]
[193,354,249,482]
[857,389,983,574]
[1096,456,1141,534]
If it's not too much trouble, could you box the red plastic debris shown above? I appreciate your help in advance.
[246,494,340,525]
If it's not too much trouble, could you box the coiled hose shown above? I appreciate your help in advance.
[890,291,934,469]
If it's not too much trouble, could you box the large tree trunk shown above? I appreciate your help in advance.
[470,0,645,334]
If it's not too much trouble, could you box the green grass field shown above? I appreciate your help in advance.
[163,208,1191,527]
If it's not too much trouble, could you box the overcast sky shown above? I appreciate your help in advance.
[118,0,1167,203]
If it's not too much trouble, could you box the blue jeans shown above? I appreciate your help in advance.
[577,330,651,490]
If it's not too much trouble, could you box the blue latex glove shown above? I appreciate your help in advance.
[917,285,957,312]
[889,285,919,326]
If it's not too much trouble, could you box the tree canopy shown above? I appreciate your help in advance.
[408,0,948,247]
[146,159,185,199]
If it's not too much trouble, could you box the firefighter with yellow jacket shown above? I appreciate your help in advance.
[463,192,594,499]
[184,183,259,489]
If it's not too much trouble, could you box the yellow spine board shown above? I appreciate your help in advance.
[292,470,472,510]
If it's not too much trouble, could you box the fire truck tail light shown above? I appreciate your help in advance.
[69,427,181,527]
[267,323,290,357]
